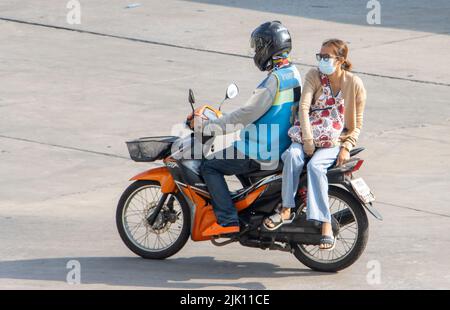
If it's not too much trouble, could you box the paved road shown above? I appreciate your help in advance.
[0,0,449,289]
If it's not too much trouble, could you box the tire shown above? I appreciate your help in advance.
[292,186,369,272]
[116,180,190,259]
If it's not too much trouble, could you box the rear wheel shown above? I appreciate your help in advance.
[116,180,190,259]
[292,186,369,272]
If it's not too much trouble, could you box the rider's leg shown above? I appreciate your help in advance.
[265,142,305,228]
[305,146,340,248]
[200,149,259,228]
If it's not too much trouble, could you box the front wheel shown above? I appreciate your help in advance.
[292,186,369,272]
[116,180,191,259]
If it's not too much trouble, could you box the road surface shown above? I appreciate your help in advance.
[0,0,449,289]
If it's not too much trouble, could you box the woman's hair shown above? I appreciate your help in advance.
[322,39,353,71]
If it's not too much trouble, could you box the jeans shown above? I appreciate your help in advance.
[200,147,260,227]
[281,142,340,223]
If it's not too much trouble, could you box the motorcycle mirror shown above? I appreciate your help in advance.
[188,89,195,112]
[225,83,239,100]
[219,83,239,111]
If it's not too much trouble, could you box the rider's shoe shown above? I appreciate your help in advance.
[202,222,239,237]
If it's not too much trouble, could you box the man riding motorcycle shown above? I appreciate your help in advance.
[188,21,302,237]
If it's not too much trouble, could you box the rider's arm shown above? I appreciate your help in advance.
[202,75,277,135]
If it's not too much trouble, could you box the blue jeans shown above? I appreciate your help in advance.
[200,147,260,227]
[281,143,340,223]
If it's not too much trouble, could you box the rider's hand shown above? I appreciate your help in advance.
[186,111,198,130]
[186,113,193,128]
[336,147,350,166]
[303,140,315,157]
[188,118,195,129]
[186,107,205,130]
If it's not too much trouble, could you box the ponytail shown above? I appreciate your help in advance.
[322,39,352,71]
[342,59,353,71]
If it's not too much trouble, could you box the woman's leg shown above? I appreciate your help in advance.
[305,146,340,248]
[265,143,305,228]
[281,143,305,209]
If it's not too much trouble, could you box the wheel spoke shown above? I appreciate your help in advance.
[122,185,184,252]
[297,193,359,264]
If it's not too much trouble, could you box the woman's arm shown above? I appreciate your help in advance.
[299,69,319,155]
[341,76,367,152]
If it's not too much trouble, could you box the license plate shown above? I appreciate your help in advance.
[350,178,375,204]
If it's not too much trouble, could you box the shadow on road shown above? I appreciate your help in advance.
[185,0,450,35]
[0,256,331,289]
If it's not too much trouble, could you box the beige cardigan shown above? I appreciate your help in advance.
[299,68,367,151]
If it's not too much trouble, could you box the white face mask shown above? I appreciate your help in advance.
[318,58,336,75]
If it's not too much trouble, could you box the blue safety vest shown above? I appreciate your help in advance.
[235,65,302,161]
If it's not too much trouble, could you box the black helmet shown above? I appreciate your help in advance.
[250,21,292,71]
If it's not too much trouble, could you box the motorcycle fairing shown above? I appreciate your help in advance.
[176,181,268,241]
[129,166,176,193]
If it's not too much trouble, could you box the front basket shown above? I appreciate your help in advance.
[126,136,177,162]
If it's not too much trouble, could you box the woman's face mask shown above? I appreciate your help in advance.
[318,58,336,75]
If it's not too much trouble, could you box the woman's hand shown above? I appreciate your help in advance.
[336,147,350,166]
[303,140,315,157]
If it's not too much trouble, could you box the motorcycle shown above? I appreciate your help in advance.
[116,84,381,272]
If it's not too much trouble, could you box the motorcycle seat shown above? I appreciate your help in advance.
[241,161,283,178]
[237,147,365,179]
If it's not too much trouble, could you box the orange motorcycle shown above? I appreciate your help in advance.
[116,84,381,272]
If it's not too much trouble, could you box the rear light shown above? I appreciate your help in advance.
[351,159,364,172]
[297,187,308,205]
